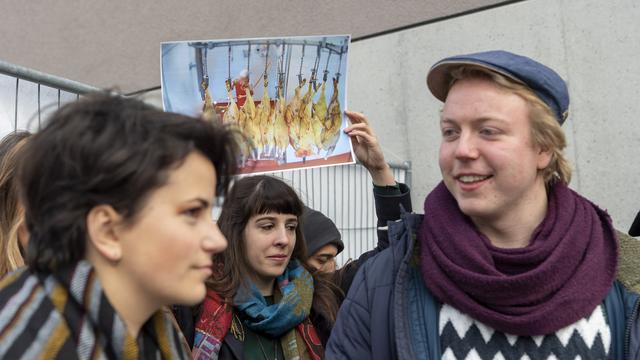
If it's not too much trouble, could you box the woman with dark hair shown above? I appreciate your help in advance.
[188,175,337,359]
[0,93,239,359]
[0,131,31,277]
[172,109,413,359]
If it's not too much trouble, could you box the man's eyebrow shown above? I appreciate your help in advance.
[440,117,509,125]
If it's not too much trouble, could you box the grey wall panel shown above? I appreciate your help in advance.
[347,37,412,163]
[560,0,640,232]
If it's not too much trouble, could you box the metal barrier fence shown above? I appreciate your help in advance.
[0,60,98,137]
[270,161,411,266]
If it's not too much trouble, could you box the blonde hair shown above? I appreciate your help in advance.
[0,132,30,276]
[447,66,572,185]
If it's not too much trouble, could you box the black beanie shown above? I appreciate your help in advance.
[630,211,640,237]
[301,206,344,257]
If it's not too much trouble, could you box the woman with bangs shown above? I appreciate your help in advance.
[174,110,413,359]
[187,175,336,360]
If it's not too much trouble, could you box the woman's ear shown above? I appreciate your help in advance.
[86,205,123,262]
[17,221,29,254]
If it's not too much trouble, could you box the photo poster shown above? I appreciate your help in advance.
[161,34,354,175]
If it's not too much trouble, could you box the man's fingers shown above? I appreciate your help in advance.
[344,110,369,125]
[346,129,376,145]
[344,122,373,136]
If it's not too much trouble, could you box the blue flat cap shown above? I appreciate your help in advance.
[426,50,570,125]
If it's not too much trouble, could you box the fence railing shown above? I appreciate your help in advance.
[0,59,98,137]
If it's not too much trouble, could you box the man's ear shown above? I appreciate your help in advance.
[86,205,124,262]
[537,146,553,170]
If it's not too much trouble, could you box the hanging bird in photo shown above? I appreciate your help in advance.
[295,81,317,158]
[273,86,289,162]
[286,79,306,153]
[322,77,342,157]
[257,75,275,157]
[241,86,260,160]
[312,81,327,151]
[223,79,239,126]
[201,79,216,122]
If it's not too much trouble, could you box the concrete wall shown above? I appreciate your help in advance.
[347,0,640,231]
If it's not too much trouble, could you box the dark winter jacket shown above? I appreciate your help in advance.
[326,212,640,360]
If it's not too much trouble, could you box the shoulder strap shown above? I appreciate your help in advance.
[296,318,324,360]
[192,290,233,359]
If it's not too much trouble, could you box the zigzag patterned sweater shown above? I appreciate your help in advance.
[440,304,611,359]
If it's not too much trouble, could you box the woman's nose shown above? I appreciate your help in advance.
[202,222,227,254]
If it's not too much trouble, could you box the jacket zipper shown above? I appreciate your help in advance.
[624,297,640,360]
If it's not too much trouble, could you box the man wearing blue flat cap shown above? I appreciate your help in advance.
[327,50,640,359]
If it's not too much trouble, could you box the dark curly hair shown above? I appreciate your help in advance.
[18,92,239,273]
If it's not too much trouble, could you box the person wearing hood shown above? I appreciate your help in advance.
[301,206,344,273]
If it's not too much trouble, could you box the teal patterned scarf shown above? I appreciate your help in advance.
[193,260,324,359]
[234,259,314,337]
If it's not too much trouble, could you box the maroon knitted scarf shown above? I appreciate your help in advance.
[419,181,618,336]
